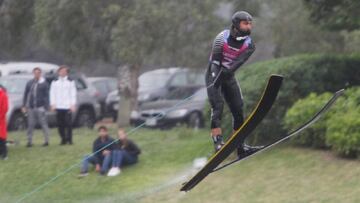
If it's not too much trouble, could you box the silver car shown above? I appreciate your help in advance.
[0,74,101,130]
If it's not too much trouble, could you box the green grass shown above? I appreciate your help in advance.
[1,126,359,203]
[0,126,211,203]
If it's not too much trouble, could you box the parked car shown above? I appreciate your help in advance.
[106,67,204,121]
[0,62,58,76]
[0,73,101,131]
[130,86,207,129]
[87,77,117,118]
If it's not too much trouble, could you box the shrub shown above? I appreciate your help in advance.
[326,88,360,157]
[283,92,334,148]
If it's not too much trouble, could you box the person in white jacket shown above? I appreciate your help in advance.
[50,66,77,145]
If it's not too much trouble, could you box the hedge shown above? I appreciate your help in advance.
[283,92,334,148]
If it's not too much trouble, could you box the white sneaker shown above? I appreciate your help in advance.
[107,167,121,177]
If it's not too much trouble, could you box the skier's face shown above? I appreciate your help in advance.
[238,20,252,35]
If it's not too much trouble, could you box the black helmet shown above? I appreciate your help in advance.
[231,11,253,38]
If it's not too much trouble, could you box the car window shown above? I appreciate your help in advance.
[75,78,87,90]
[165,87,198,100]
[0,77,29,94]
[139,72,172,91]
[93,81,108,93]
[188,72,205,85]
[169,72,188,86]
[107,79,117,92]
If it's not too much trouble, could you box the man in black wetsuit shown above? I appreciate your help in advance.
[206,11,263,157]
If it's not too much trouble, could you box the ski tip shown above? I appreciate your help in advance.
[336,89,345,94]
[270,74,284,79]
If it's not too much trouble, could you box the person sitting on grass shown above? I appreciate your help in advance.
[107,128,141,177]
[79,126,114,177]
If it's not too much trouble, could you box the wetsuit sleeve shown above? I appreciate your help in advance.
[228,41,255,72]
[208,32,225,87]
[210,32,224,66]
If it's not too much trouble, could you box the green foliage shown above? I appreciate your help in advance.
[0,0,35,58]
[34,0,116,63]
[326,88,360,157]
[284,93,334,148]
[111,0,224,68]
[304,0,360,31]
[267,0,344,57]
[205,54,360,144]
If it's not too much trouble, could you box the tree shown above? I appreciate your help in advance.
[304,0,360,31]
[110,0,223,124]
[34,0,120,63]
[0,0,35,59]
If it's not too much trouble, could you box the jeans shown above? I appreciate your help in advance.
[111,150,138,168]
[27,107,50,144]
[81,154,111,174]
[56,109,73,144]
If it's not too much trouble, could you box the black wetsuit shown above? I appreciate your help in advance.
[205,29,255,136]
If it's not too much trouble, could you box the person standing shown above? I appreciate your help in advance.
[50,65,77,145]
[0,85,9,160]
[22,67,50,147]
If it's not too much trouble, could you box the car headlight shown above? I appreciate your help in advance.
[166,109,188,118]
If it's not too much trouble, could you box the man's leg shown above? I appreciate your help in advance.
[56,110,66,145]
[221,76,244,136]
[26,109,36,147]
[80,154,98,173]
[111,150,122,168]
[0,138,6,159]
[65,110,73,144]
[121,150,138,166]
[222,76,264,157]
[101,153,112,174]
[37,108,50,145]
[205,65,225,152]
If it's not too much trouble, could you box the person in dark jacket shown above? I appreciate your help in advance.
[0,85,8,160]
[107,128,141,177]
[22,67,50,147]
[79,126,114,177]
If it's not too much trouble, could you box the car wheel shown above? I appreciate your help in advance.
[187,112,202,129]
[76,108,95,129]
[9,112,27,131]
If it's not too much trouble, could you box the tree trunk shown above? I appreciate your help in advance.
[116,64,140,127]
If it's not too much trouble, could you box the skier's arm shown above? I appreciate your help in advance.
[208,33,224,87]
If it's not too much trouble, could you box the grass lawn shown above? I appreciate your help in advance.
[0,126,359,203]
